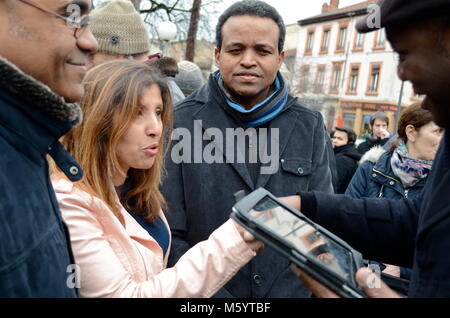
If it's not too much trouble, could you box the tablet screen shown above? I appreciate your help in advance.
[249,196,353,283]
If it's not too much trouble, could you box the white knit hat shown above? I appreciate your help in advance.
[91,0,150,55]
[174,61,204,95]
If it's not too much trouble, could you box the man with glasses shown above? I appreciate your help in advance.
[0,0,97,297]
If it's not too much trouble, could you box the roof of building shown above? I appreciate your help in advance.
[298,1,373,26]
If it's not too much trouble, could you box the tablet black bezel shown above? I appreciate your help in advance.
[231,188,366,298]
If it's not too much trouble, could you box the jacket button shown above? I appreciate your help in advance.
[281,159,285,163]
[297,167,304,175]
[372,174,377,178]
[389,181,395,186]
[69,166,79,176]
[253,274,262,285]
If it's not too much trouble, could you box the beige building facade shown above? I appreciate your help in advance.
[293,0,423,135]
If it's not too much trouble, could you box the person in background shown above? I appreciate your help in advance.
[174,60,205,97]
[357,111,391,155]
[52,60,262,297]
[0,0,98,297]
[346,102,444,280]
[146,55,185,105]
[331,126,361,194]
[90,0,150,66]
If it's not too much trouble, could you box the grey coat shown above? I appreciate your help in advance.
[161,74,335,297]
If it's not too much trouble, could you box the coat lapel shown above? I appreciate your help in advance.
[255,107,299,189]
[193,102,255,190]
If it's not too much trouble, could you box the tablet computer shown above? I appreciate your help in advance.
[230,188,366,298]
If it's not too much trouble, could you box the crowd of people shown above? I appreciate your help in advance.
[1,0,450,299]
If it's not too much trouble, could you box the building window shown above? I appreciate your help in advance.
[346,63,360,94]
[315,65,326,93]
[305,28,315,55]
[373,30,385,50]
[339,28,347,48]
[323,30,330,49]
[320,26,331,54]
[298,65,310,93]
[353,33,364,51]
[366,62,382,95]
[330,62,343,94]
[335,25,347,53]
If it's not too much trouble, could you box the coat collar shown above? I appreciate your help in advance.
[0,56,82,126]
[0,57,83,181]
[192,75,298,190]
[371,151,426,190]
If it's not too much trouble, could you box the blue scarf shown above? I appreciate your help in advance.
[390,140,433,188]
[216,72,289,128]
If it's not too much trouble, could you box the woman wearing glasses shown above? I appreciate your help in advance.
[51,60,262,297]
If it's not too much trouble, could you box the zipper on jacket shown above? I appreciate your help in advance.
[372,168,400,184]
[373,168,410,198]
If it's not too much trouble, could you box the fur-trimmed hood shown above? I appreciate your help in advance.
[0,56,82,125]
[359,145,386,164]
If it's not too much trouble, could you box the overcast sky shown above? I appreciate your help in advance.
[216,0,364,25]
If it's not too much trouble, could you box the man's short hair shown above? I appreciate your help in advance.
[334,126,357,145]
[370,111,389,127]
[215,0,286,53]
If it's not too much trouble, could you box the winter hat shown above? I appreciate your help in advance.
[91,0,150,55]
[174,61,204,95]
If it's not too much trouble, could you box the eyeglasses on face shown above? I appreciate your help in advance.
[17,0,91,39]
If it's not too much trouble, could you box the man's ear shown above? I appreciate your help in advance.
[278,50,286,69]
[214,47,220,68]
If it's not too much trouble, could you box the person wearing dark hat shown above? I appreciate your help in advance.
[161,0,335,298]
[283,0,450,297]
[90,0,150,66]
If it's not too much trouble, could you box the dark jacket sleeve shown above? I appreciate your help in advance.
[345,161,372,198]
[300,191,420,268]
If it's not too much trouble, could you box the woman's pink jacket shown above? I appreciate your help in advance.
[52,178,256,298]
